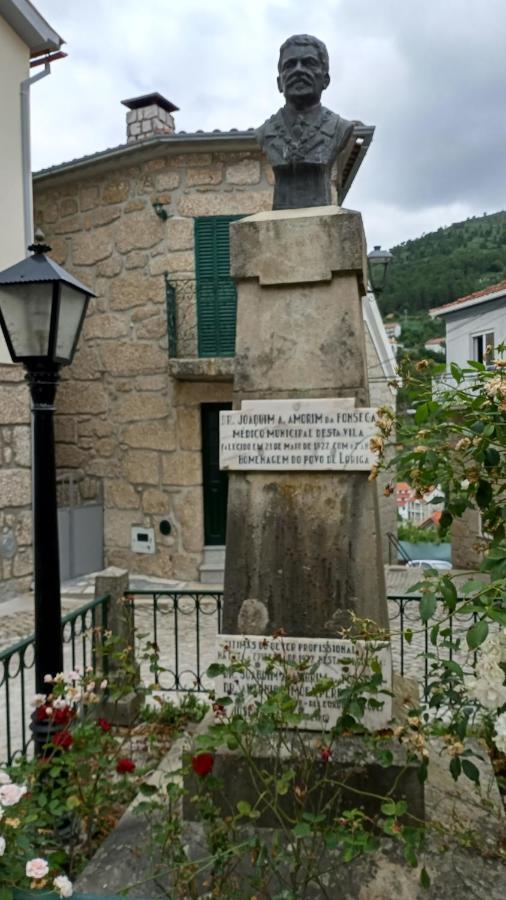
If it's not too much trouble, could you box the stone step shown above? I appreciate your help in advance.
[201,545,226,565]
[199,545,225,585]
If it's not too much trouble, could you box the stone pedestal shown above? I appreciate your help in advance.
[222,207,388,636]
[94,567,141,725]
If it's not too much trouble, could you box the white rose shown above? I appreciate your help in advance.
[476,656,505,687]
[460,479,470,490]
[494,713,506,753]
[53,874,73,897]
[31,694,47,708]
[53,698,69,710]
[465,674,506,710]
[26,857,49,879]
[0,835,5,856]
[0,782,27,806]
[494,710,506,736]
[0,770,11,785]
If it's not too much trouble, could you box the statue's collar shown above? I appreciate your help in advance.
[282,102,323,127]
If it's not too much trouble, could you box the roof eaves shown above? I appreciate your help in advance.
[429,285,506,318]
[33,130,259,181]
[0,0,63,54]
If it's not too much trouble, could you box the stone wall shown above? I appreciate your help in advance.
[451,508,483,570]
[0,365,32,600]
[34,146,272,580]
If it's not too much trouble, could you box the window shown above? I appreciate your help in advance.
[471,330,494,365]
[194,215,243,357]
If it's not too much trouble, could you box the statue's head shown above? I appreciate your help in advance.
[277,34,330,109]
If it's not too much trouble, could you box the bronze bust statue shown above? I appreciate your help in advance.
[257,34,356,210]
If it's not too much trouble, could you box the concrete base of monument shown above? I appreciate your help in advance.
[183,731,425,828]
[180,701,504,900]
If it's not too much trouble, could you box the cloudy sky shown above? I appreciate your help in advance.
[31,0,506,249]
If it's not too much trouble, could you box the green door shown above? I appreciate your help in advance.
[201,403,231,545]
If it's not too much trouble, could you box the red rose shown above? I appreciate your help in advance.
[97,718,111,732]
[191,752,214,777]
[52,730,73,749]
[116,757,136,774]
[52,707,72,726]
[320,746,332,764]
[35,706,48,722]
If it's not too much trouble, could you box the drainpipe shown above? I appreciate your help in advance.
[20,62,51,251]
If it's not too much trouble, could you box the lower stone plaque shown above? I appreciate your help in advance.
[216,634,392,731]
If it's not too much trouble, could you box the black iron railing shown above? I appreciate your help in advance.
[126,590,479,704]
[165,275,197,358]
[387,594,478,700]
[124,588,222,692]
[0,594,109,764]
[2,590,482,762]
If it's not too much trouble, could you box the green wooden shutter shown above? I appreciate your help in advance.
[195,215,242,357]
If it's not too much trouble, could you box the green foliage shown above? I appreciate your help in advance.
[380,209,506,316]
[134,642,429,897]
[139,692,206,729]
[398,521,443,544]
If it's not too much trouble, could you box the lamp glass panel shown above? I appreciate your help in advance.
[369,261,387,293]
[55,284,87,362]
[0,283,52,357]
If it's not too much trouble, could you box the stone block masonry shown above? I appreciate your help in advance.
[0,364,32,600]
[33,146,274,581]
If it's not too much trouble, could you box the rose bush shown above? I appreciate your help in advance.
[375,353,506,783]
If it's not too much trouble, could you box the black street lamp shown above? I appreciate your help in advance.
[0,234,95,695]
[367,244,393,296]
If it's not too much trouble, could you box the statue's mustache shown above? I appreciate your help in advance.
[286,74,313,87]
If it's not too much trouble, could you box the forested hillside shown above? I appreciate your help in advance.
[379,210,506,317]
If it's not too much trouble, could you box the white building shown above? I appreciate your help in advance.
[0,0,62,599]
[424,336,445,356]
[429,279,506,367]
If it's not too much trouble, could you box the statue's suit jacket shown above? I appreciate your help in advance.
[256,105,353,167]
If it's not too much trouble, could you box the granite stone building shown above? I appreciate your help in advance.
[31,94,396,584]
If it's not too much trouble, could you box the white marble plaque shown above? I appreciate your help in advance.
[216,635,392,731]
[220,400,378,471]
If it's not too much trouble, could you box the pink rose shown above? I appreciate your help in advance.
[0,782,27,806]
[26,857,49,879]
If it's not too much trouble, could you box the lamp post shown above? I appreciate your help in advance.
[367,244,393,296]
[0,234,95,695]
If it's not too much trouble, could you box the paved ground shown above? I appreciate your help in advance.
[0,567,485,763]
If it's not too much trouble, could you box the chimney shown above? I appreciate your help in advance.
[121,93,179,143]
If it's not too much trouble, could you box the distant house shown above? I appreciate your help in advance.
[420,510,442,529]
[429,279,506,367]
[383,320,401,357]
[0,0,63,600]
[424,336,445,356]
[383,321,401,340]
[396,482,443,524]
